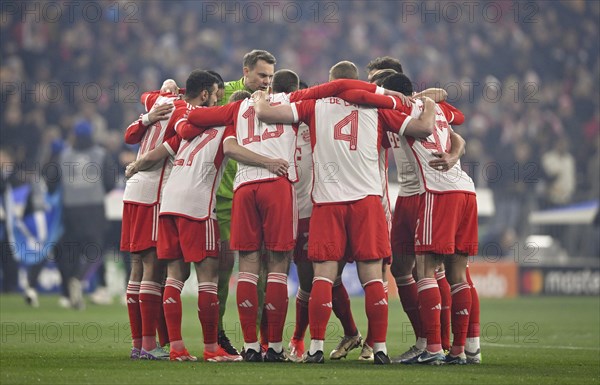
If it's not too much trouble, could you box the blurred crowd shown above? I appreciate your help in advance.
[1,0,599,294]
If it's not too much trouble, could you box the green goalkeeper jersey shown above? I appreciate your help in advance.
[221,77,250,107]
[216,77,250,217]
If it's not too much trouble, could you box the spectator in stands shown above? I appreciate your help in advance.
[1,0,598,280]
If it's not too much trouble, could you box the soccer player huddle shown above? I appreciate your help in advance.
[120,49,481,366]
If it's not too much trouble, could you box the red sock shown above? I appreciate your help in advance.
[450,282,472,355]
[260,306,269,348]
[396,274,422,339]
[466,268,480,338]
[265,273,289,345]
[363,279,388,344]
[163,278,184,344]
[293,288,310,341]
[126,281,142,349]
[365,281,388,347]
[140,281,162,350]
[309,277,333,341]
[237,272,259,344]
[332,279,358,337]
[436,271,452,351]
[156,284,169,347]
[198,282,219,345]
[417,278,442,352]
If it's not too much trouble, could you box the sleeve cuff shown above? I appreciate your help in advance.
[141,113,151,127]
[389,96,397,110]
[291,103,300,123]
[375,86,385,95]
[164,142,176,156]
[399,115,413,136]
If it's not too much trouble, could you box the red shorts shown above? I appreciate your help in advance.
[391,194,422,257]
[294,218,310,263]
[415,192,478,256]
[308,195,391,262]
[230,178,297,252]
[157,215,219,263]
[120,203,159,253]
[297,217,387,264]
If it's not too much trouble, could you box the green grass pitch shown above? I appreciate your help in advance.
[1,294,598,384]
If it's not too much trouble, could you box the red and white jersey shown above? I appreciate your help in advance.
[295,123,313,219]
[387,100,465,197]
[159,125,234,220]
[378,145,392,230]
[122,94,183,205]
[291,97,413,204]
[407,101,475,194]
[386,130,423,197]
[225,93,299,190]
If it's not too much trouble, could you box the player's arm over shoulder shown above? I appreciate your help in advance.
[253,91,297,124]
[438,101,464,125]
[125,136,179,178]
[413,88,447,103]
[380,98,436,138]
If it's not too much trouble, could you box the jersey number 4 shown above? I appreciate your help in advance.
[333,110,358,151]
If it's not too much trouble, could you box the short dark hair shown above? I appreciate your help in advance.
[185,70,218,99]
[243,50,276,70]
[272,69,299,93]
[329,61,359,80]
[381,73,413,96]
[207,70,224,89]
[366,56,404,74]
[370,69,398,85]
[229,90,251,103]
[298,80,309,90]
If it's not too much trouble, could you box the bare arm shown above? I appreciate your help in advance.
[125,145,171,178]
[413,88,447,103]
[253,91,296,124]
[403,97,436,138]
[450,131,466,157]
[223,138,289,176]
[428,131,466,172]
[124,103,174,144]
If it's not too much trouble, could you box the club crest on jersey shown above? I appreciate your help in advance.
[302,130,310,143]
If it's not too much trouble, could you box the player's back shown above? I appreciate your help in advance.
[295,122,313,219]
[138,94,179,157]
[407,101,474,194]
[123,95,180,205]
[160,123,231,220]
[386,129,423,197]
[233,93,298,190]
[311,96,383,204]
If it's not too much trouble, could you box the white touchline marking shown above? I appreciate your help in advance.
[482,343,600,351]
